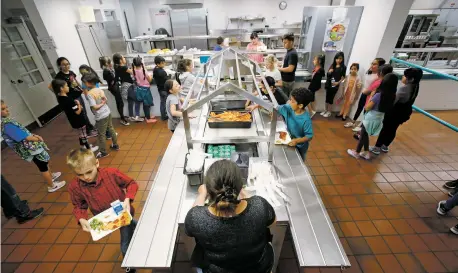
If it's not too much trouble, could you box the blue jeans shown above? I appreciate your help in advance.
[297,142,309,161]
[120,219,137,257]
[444,192,458,211]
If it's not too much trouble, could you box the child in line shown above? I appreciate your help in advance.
[322,52,346,118]
[53,57,97,136]
[113,53,143,122]
[336,63,362,121]
[153,56,169,121]
[176,58,197,100]
[100,56,130,126]
[277,88,314,160]
[1,100,66,192]
[345,57,386,128]
[214,36,224,51]
[52,79,99,152]
[67,148,138,273]
[82,74,119,159]
[347,73,397,160]
[306,54,325,118]
[132,57,157,123]
[246,76,288,111]
[264,55,282,87]
[165,80,183,133]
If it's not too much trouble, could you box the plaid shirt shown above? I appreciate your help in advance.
[68,168,139,222]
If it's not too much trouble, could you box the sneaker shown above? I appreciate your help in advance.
[106,132,118,140]
[344,122,354,128]
[48,181,66,193]
[448,190,456,198]
[110,144,120,151]
[17,207,44,224]
[342,116,347,121]
[96,151,109,159]
[381,145,389,153]
[51,172,62,182]
[120,119,130,126]
[310,111,317,118]
[161,116,168,121]
[335,114,343,119]
[437,200,449,216]
[91,145,99,152]
[369,146,381,155]
[444,179,458,189]
[451,224,458,235]
[133,116,144,122]
[320,111,326,116]
[145,118,158,124]
[352,126,361,132]
[87,130,98,138]
[125,268,136,273]
[323,111,331,118]
[347,149,360,159]
[359,151,371,160]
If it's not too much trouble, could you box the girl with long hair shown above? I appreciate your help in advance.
[322,52,346,117]
[132,56,156,123]
[347,73,398,160]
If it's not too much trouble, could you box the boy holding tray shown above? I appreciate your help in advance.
[67,148,138,273]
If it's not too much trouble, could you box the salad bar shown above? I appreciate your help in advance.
[122,48,350,271]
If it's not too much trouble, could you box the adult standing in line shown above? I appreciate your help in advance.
[278,33,298,97]
[1,175,44,224]
[52,57,97,136]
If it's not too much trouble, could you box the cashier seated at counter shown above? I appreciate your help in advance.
[185,160,276,273]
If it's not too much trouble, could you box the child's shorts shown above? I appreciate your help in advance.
[136,86,154,106]
[32,155,49,172]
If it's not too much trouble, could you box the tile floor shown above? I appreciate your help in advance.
[1,110,458,273]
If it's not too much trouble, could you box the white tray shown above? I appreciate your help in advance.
[88,204,132,241]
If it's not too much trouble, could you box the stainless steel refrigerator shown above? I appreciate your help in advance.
[170,8,208,50]
[75,21,126,70]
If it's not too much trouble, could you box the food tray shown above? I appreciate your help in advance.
[275,131,292,145]
[88,202,132,241]
[207,111,252,129]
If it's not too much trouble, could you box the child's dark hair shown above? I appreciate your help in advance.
[403,68,423,103]
[112,53,123,68]
[51,79,67,95]
[291,88,313,109]
[205,160,243,213]
[154,56,166,65]
[282,32,295,42]
[79,64,101,83]
[265,76,276,88]
[315,54,325,67]
[216,36,223,45]
[132,56,146,80]
[350,63,360,71]
[177,59,192,73]
[330,51,346,70]
[99,56,112,69]
[56,57,70,69]
[378,64,393,77]
[164,79,175,93]
[81,73,100,85]
[250,32,258,40]
[377,73,398,113]
[367,57,386,74]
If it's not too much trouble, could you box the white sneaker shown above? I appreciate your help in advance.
[352,126,361,132]
[91,145,99,152]
[323,111,332,118]
[48,181,66,193]
[344,122,354,128]
[310,111,317,118]
[51,172,61,182]
[359,151,371,160]
[320,111,326,116]
[133,116,144,122]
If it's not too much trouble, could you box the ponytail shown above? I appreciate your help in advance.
[132,63,136,78]
[142,63,146,80]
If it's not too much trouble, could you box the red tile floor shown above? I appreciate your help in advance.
[1,111,458,273]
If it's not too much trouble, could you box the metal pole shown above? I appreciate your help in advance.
[235,53,242,88]
[216,51,224,89]
[412,105,458,132]
[268,111,277,162]
[391,57,458,81]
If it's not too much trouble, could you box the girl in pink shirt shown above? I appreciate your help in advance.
[132,57,157,123]
[246,32,265,63]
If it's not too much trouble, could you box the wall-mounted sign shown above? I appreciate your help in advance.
[322,19,349,52]
[37,36,56,50]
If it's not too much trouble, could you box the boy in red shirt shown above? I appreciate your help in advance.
[67,148,138,273]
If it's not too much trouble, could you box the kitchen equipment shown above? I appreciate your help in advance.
[183,152,207,186]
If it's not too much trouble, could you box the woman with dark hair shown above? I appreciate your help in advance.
[322,52,346,117]
[52,57,97,136]
[347,73,398,160]
[370,68,423,154]
[185,160,276,273]
[246,32,265,63]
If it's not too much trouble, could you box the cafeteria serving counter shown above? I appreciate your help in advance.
[122,48,349,271]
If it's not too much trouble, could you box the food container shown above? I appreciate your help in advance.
[210,100,247,111]
[207,111,252,129]
[183,153,206,186]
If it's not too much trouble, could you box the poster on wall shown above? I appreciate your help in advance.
[322,19,349,52]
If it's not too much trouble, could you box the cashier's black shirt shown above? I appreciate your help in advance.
[185,196,276,273]
[55,71,82,100]
[281,48,298,82]
[57,95,86,129]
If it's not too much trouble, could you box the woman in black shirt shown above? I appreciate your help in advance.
[322,52,346,118]
[185,160,276,273]
[52,57,96,135]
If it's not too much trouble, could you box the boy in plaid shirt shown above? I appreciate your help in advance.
[67,148,138,273]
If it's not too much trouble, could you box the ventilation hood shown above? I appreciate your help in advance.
[162,0,204,9]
